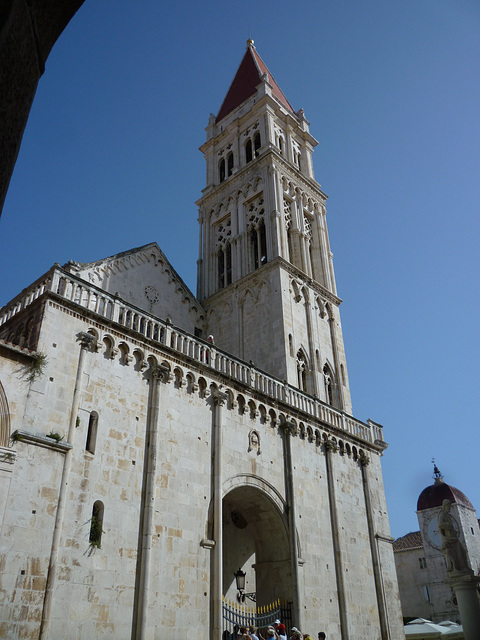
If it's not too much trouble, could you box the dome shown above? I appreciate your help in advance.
[417,473,474,511]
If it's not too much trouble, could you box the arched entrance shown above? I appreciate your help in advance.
[222,480,294,608]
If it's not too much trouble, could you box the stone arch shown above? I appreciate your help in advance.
[118,342,130,366]
[102,335,116,360]
[222,475,296,608]
[173,366,184,388]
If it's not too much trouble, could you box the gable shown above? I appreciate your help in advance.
[64,243,205,335]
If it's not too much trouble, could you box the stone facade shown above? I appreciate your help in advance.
[0,42,404,639]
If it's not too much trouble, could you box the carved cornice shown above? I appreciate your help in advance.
[202,257,342,308]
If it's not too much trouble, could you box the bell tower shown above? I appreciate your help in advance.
[197,40,352,413]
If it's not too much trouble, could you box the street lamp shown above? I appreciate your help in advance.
[234,567,246,602]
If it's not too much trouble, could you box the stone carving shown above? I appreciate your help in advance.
[437,499,469,573]
[248,429,261,455]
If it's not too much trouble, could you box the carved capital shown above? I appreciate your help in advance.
[77,332,96,351]
[323,438,337,453]
[211,387,228,406]
[280,420,296,437]
[152,364,172,383]
[359,451,370,466]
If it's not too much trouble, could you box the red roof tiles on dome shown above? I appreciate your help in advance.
[216,43,295,124]
[417,480,474,511]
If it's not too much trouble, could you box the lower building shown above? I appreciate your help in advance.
[393,466,480,624]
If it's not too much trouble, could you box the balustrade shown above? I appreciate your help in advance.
[0,265,381,446]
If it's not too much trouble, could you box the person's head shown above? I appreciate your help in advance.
[278,624,286,634]
[266,630,276,638]
[249,626,256,634]
[240,628,248,635]
[318,633,326,640]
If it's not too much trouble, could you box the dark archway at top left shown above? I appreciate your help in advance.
[0,0,86,216]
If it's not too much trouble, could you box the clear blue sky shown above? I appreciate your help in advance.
[1,0,479,539]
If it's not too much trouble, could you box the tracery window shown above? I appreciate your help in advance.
[215,216,232,289]
[292,139,302,168]
[284,198,294,263]
[246,195,267,271]
[219,158,226,183]
[254,132,261,157]
[227,152,234,177]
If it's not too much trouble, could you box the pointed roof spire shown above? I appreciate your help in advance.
[216,40,295,123]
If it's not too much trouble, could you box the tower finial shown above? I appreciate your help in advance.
[247,38,255,48]
[432,458,443,484]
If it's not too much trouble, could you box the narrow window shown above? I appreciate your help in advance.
[254,132,261,157]
[226,243,232,285]
[245,139,253,163]
[289,335,294,357]
[278,137,283,155]
[219,158,226,182]
[227,152,234,177]
[86,411,99,454]
[250,228,259,270]
[418,557,427,569]
[422,585,430,602]
[89,501,104,548]
[217,248,225,289]
[258,220,267,265]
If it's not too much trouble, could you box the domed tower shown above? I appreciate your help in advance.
[416,464,480,622]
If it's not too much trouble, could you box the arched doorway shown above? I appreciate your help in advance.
[222,482,294,608]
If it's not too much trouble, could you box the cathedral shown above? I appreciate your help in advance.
[0,42,404,639]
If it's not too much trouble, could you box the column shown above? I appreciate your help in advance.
[133,363,171,640]
[360,453,391,640]
[324,437,349,640]
[279,420,302,630]
[39,331,96,640]
[212,387,228,640]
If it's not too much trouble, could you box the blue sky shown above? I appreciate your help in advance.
[1,0,479,539]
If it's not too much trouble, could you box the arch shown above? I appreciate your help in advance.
[173,366,184,388]
[245,138,253,163]
[118,342,130,366]
[222,477,296,608]
[0,381,11,447]
[254,132,261,157]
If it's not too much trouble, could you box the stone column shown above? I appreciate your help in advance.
[324,437,349,640]
[449,573,480,640]
[212,387,228,640]
[134,363,171,640]
[279,420,302,630]
[39,331,95,640]
[360,453,390,640]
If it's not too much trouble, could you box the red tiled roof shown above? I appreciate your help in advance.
[216,43,295,123]
[393,531,423,552]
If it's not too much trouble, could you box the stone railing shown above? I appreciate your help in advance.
[0,267,384,446]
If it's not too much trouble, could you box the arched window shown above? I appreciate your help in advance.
[86,411,98,454]
[297,351,307,392]
[254,132,261,157]
[89,501,104,548]
[323,365,334,406]
[227,152,234,177]
[288,334,294,357]
[245,139,253,163]
[219,158,226,182]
